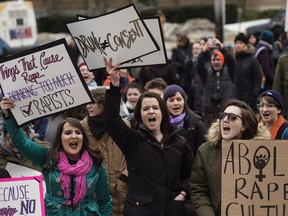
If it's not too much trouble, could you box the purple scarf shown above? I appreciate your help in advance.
[170,112,186,127]
[57,150,93,205]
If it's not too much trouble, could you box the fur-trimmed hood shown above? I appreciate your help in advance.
[206,119,271,146]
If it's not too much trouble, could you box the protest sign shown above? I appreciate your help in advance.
[0,38,93,127]
[78,15,167,68]
[0,175,45,216]
[67,4,159,70]
[221,140,288,216]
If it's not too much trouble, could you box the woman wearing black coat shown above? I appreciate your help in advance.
[103,58,193,216]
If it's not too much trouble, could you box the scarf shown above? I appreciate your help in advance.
[87,116,106,139]
[269,115,285,140]
[170,112,186,127]
[57,150,93,205]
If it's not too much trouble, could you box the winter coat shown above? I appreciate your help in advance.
[179,109,207,157]
[190,120,271,216]
[184,57,204,114]
[255,40,275,90]
[202,66,237,114]
[235,51,261,111]
[273,53,288,119]
[81,118,128,216]
[104,84,193,216]
[4,119,112,216]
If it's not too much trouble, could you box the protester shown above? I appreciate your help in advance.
[190,99,271,216]
[234,33,261,111]
[255,30,275,91]
[273,53,288,119]
[163,84,206,216]
[184,41,204,113]
[78,62,98,90]
[257,89,288,139]
[120,81,143,119]
[144,77,167,99]
[163,84,206,157]
[81,88,128,216]
[171,33,192,88]
[0,97,112,215]
[103,57,193,216]
[200,49,237,127]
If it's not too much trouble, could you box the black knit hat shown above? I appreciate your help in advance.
[234,33,248,44]
[163,84,187,102]
[259,90,283,111]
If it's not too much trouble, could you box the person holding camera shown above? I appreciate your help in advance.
[201,50,237,127]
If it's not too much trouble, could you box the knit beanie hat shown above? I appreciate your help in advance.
[259,90,283,110]
[234,33,248,44]
[212,50,225,65]
[260,30,274,45]
[78,62,86,69]
[163,84,187,102]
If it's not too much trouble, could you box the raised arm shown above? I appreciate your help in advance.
[0,97,48,166]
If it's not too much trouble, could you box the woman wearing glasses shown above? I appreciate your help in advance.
[190,99,270,216]
[257,90,288,139]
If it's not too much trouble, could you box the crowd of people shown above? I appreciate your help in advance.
[1,23,288,216]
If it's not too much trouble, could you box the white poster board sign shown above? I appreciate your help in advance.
[0,175,45,216]
[67,4,159,70]
[0,39,93,127]
[285,0,288,32]
[78,15,167,67]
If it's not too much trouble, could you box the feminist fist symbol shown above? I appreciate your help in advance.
[253,146,270,182]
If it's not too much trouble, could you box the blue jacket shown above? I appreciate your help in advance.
[5,119,112,216]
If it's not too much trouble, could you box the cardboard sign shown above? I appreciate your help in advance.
[67,4,158,70]
[0,176,45,216]
[78,15,167,67]
[221,140,288,216]
[0,39,93,127]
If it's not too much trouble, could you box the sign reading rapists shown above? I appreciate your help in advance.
[0,39,93,127]
[67,4,159,70]
[221,140,288,216]
[0,176,45,216]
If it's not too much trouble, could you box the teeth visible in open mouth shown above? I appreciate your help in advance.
[223,126,230,131]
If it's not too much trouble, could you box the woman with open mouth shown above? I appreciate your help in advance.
[0,97,112,216]
[103,57,193,216]
[190,99,270,216]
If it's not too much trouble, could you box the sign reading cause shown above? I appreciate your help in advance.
[67,4,159,70]
[0,39,93,127]
[221,140,288,216]
[0,176,45,216]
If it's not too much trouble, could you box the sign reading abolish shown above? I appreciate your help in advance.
[221,140,288,216]
[0,176,45,216]
[67,4,158,70]
[0,39,93,127]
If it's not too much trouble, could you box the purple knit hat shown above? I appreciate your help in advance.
[163,84,187,102]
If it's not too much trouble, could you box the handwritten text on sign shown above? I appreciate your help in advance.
[221,140,288,216]
[0,39,92,127]
[0,176,45,216]
[67,4,158,70]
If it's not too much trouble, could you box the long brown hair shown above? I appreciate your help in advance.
[45,118,103,169]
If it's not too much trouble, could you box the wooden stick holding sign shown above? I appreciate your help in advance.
[67,4,159,70]
[0,39,93,127]
[0,175,45,216]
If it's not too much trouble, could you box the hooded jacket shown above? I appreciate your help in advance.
[190,120,271,216]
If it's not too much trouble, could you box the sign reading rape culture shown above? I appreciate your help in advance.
[221,140,288,216]
[67,4,159,70]
[0,176,45,216]
[0,39,93,127]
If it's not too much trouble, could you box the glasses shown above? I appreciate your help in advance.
[257,103,277,110]
[219,112,243,121]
